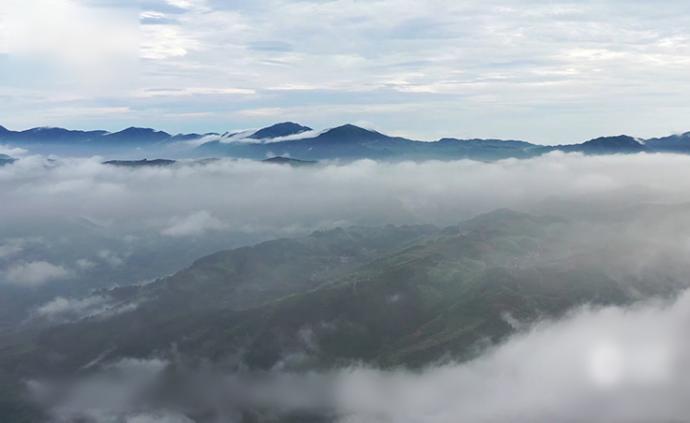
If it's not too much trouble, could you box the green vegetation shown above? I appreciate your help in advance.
[0,209,684,420]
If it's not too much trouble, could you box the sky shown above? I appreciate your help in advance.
[1,0,690,144]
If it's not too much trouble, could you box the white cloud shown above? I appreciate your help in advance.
[161,210,227,237]
[165,0,207,11]
[33,295,137,323]
[5,153,690,241]
[141,24,199,60]
[75,258,96,270]
[5,152,690,309]
[2,0,690,140]
[0,145,27,157]
[30,290,690,422]
[97,250,125,268]
[11,152,690,422]
[4,261,69,287]
[135,87,256,98]
[34,296,107,321]
[30,358,174,423]
[329,292,690,423]
[0,0,138,86]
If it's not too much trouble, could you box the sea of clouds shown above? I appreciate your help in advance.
[4,151,690,421]
[1,151,690,314]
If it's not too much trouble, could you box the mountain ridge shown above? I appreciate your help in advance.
[3,122,690,160]
[1,210,682,379]
[248,122,312,139]
[0,209,688,420]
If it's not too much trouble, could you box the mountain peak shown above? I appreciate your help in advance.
[556,134,646,154]
[24,126,71,134]
[317,124,386,141]
[249,122,312,139]
[583,135,641,145]
[329,123,375,133]
[114,127,167,135]
[105,127,172,143]
[643,132,690,152]
[262,156,317,166]
[582,135,644,149]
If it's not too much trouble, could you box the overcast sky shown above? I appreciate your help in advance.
[1,0,690,143]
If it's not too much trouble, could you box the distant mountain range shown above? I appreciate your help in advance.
[101,157,314,168]
[103,158,177,167]
[0,124,200,145]
[2,122,690,161]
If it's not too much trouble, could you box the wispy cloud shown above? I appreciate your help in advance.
[3,260,70,287]
[2,0,690,140]
[33,295,137,323]
[161,210,228,237]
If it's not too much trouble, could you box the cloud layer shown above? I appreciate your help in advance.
[3,152,690,236]
[3,152,690,295]
[30,289,690,422]
[4,152,690,420]
[333,295,690,423]
[4,260,69,287]
[2,0,690,141]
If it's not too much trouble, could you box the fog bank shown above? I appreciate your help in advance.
[31,290,690,423]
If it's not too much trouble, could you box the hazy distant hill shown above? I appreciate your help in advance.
[644,132,690,152]
[549,135,648,154]
[261,156,317,166]
[103,158,177,167]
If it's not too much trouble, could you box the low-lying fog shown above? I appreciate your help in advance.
[31,292,690,423]
[3,152,689,246]
[1,152,688,295]
[4,151,690,422]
